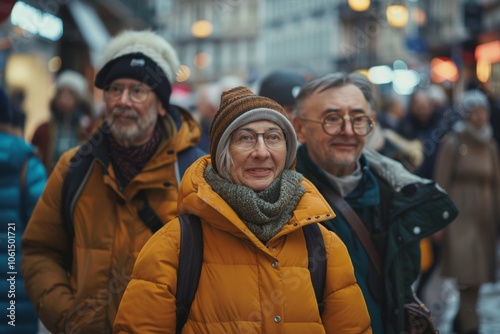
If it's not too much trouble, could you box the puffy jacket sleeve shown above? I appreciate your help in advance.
[21,149,77,333]
[320,225,372,333]
[21,155,47,227]
[114,219,181,333]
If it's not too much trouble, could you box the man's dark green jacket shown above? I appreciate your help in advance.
[296,145,458,334]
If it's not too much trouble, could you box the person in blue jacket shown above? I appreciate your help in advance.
[0,87,47,333]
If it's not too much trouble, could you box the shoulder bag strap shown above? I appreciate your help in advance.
[316,183,383,276]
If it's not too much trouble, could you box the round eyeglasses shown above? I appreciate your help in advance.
[104,84,152,104]
[231,129,286,150]
[297,113,374,136]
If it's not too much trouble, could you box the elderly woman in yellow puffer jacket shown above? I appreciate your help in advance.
[114,87,372,334]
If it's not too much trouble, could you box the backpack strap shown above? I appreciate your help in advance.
[61,147,95,271]
[136,146,206,234]
[136,190,164,234]
[176,214,203,334]
[61,148,95,245]
[303,223,327,315]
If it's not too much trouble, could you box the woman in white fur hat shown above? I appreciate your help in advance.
[31,70,94,173]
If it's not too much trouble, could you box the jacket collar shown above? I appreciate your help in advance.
[362,148,432,192]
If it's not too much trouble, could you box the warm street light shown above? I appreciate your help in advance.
[191,20,213,39]
[411,7,426,26]
[176,65,191,82]
[430,57,459,83]
[386,5,409,28]
[193,52,211,69]
[348,0,370,12]
[476,61,491,83]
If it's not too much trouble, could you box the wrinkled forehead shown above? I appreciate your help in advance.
[308,85,373,115]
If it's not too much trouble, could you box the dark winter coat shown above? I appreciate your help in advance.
[296,145,458,334]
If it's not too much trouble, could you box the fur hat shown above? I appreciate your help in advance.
[56,70,89,102]
[94,30,180,110]
[258,70,306,107]
[457,89,490,118]
[210,86,297,175]
[0,87,12,125]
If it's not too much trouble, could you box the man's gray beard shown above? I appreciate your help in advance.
[106,108,158,148]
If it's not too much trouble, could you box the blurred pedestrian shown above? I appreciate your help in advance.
[434,89,500,334]
[9,88,27,137]
[292,72,458,334]
[396,88,451,179]
[114,86,372,333]
[258,69,306,120]
[366,121,424,173]
[194,75,245,152]
[0,87,46,334]
[31,70,94,173]
[21,30,205,334]
[194,83,220,152]
[466,80,500,153]
[377,94,405,131]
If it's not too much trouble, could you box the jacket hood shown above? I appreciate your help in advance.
[0,132,35,172]
[178,155,335,242]
[363,147,432,191]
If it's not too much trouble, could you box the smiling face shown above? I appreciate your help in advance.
[104,78,166,147]
[293,84,373,176]
[228,120,287,191]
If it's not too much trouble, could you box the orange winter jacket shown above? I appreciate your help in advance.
[114,156,372,334]
[21,110,202,334]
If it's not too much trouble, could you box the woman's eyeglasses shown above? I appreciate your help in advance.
[231,129,286,150]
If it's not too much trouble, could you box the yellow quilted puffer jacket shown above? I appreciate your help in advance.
[22,110,202,334]
[114,156,372,334]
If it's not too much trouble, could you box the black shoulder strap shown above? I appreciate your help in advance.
[176,214,203,334]
[61,147,95,270]
[303,223,327,315]
[137,145,206,235]
[62,147,95,244]
[136,191,164,234]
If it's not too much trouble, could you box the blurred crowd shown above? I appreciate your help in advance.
[0,26,499,334]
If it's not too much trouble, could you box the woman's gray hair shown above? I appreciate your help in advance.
[294,72,376,115]
[457,89,490,118]
[216,143,234,180]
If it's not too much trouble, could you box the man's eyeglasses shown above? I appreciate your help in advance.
[297,113,374,136]
[104,84,152,104]
[231,129,286,151]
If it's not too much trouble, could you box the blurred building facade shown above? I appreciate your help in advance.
[157,0,259,83]
[1,0,500,139]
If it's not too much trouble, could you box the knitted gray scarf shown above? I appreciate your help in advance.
[205,166,305,243]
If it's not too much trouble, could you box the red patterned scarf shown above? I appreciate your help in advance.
[107,122,163,186]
